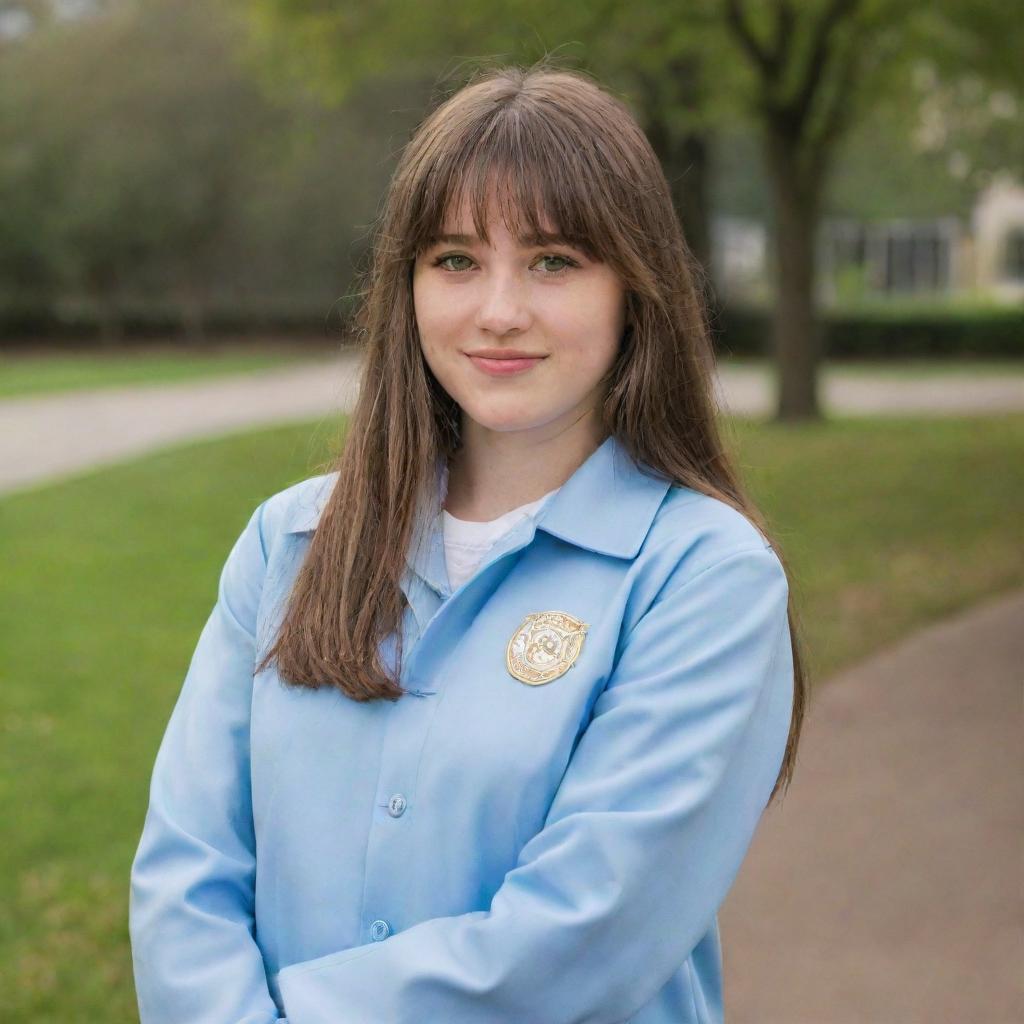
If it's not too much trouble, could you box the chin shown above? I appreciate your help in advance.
[461,404,546,435]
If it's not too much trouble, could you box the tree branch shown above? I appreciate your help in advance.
[789,0,861,125]
[805,32,863,182]
[724,0,779,81]
[772,0,796,68]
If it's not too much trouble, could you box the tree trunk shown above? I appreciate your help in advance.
[634,57,713,276]
[670,131,712,277]
[175,275,208,343]
[95,296,124,347]
[87,265,124,347]
[646,116,712,274]
[765,130,824,421]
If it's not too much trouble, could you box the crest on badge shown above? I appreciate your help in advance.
[506,611,589,686]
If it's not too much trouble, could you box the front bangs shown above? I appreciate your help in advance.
[410,112,616,264]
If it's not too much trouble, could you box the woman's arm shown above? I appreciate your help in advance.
[276,543,794,1024]
[129,502,285,1024]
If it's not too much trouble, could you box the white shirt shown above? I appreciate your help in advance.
[442,488,560,590]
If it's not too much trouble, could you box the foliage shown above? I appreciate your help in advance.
[0,0,1019,347]
[0,0,394,340]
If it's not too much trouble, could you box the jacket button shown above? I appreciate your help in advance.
[387,793,407,817]
[370,919,391,941]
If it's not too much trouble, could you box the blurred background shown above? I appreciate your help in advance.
[0,0,1020,1021]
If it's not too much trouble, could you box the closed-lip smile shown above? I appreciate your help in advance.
[465,350,547,377]
[465,349,547,359]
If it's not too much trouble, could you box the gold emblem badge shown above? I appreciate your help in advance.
[506,611,589,686]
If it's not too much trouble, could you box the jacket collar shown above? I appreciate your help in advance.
[284,433,673,563]
[283,472,338,534]
[532,432,672,559]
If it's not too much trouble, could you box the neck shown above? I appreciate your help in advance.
[443,408,607,522]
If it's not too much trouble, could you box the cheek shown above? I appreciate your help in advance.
[413,282,450,373]
[412,280,465,396]
[554,285,625,362]
[413,276,470,354]
[412,274,437,336]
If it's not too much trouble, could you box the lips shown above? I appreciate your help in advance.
[466,353,547,377]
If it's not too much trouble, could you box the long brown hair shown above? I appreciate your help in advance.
[258,60,809,804]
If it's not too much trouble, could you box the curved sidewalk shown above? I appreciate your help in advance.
[721,587,1024,1023]
[0,350,363,497]
[2,353,1022,496]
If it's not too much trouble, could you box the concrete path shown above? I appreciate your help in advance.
[715,364,1024,418]
[0,350,363,496]
[721,587,1024,1024]
[3,352,1022,497]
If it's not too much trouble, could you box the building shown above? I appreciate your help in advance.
[711,174,1024,306]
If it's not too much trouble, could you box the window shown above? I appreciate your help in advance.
[1002,228,1024,282]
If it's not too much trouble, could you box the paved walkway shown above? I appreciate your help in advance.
[721,587,1024,1024]
[2,352,1022,496]
[0,350,363,496]
[715,364,1024,418]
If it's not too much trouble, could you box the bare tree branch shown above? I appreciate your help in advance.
[772,0,796,69]
[724,0,779,81]
[805,39,860,183]
[789,0,861,125]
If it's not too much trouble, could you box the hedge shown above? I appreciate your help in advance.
[712,304,1023,358]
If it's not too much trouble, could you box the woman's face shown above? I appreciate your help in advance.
[412,192,627,443]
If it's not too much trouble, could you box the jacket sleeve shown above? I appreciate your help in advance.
[129,502,287,1024]
[276,543,794,1024]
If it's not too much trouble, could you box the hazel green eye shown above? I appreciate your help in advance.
[537,255,575,272]
[430,252,580,274]
[434,254,473,271]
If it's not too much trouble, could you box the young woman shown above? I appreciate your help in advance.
[130,62,807,1024]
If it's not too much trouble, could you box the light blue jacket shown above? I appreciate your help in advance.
[129,432,794,1024]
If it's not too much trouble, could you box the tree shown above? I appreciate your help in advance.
[232,0,889,421]
[723,0,892,418]
[229,0,730,273]
[1,0,305,341]
[722,0,1020,418]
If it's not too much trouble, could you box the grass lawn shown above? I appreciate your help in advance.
[0,342,337,399]
[1,413,1022,1021]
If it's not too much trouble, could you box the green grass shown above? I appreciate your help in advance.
[723,414,1024,679]
[0,344,332,398]
[1,413,1022,1021]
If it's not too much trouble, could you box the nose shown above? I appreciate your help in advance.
[473,266,532,336]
